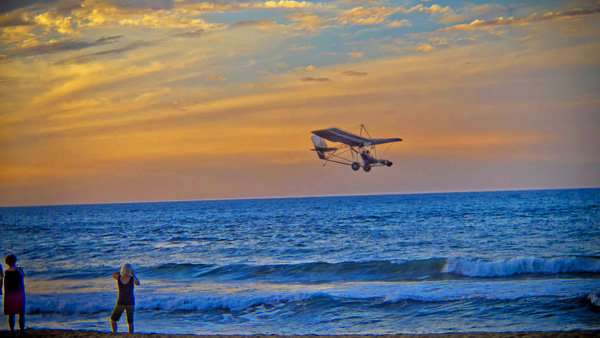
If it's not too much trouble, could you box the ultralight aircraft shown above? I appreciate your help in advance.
[311,125,402,172]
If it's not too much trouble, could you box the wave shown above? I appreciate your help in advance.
[443,256,600,277]
[588,293,600,307]
[139,259,448,282]
[25,278,600,315]
[142,256,599,282]
[34,256,600,282]
[26,291,323,315]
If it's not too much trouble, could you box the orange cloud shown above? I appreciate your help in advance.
[34,12,75,34]
[302,77,330,82]
[289,45,314,51]
[415,43,435,52]
[207,74,227,82]
[262,1,313,9]
[296,65,315,71]
[286,12,330,31]
[387,19,412,28]
[406,4,452,14]
[338,7,401,26]
[0,25,38,47]
[439,8,600,32]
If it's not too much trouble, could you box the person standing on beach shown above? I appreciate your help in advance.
[3,254,26,336]
[110,263,140,334]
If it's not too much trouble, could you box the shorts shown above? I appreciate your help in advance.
[110,304,134,323]
[3,292,25,315]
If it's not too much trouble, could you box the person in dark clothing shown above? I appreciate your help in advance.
[110,263,140,333]
[3,254,26,336]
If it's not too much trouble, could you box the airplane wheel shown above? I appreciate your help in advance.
[387,161,393,167]
[351,162,360,171]
[363,164,371,172]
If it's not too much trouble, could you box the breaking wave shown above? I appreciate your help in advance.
[139,256,599,282]
[36,256,600,283]
[443,256,600,277]
[26,277,600,315]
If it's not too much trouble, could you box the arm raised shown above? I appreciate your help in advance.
[131,270,140,286]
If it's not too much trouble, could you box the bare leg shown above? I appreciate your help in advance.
[18,313,24,331]
[126,307,134,333]
[111,320,117,333]
[128,322,134,334]
[8,314,15,333]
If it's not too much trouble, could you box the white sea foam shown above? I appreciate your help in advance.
[443,256,600,277]
[24,278,600,315]
[25,289,322,315]
[588,293,600,307]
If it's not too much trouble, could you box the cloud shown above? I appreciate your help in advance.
[465,4,508,16]
[301,77,330,82]
[348,52,363,58]
[95,35,122,44]
[456,37,478,46]
[175,2,251,15]
[341,70,367,77]
[207,74,226,82]
[439,8,600,32]
[0,24,38,47]
[117,12,217,30]
[415,43,435,52]
[338,6,401,26]
[52,39,161,65]
[0,0,229,49]
[228,19,280,31]
[286,12,330,31]
[30,58,165,108]
[289,45,314,51]
[438,13,468,24]
[387,19,412,28]
[109,0,174,10]
[261,1,312,9]
[68,1,225,31]
[406,4,452,15]
[296,65,315,71]
[404,3,472,25]
[0,9,35,28]
[5,36,124,58]
[34,11,75,34]
[174,28,206,38]
[0,0,53,14]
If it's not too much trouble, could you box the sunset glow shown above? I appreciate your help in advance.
[1,0,599,206]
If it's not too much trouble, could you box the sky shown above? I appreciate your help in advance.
[0,0,599,207]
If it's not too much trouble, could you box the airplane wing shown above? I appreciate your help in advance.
[312,127,402,147]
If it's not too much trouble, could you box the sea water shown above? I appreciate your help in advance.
[0,189,599,334]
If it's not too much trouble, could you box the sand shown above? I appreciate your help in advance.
[0,330,598,338]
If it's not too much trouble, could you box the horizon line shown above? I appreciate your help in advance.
[1,186,598,209]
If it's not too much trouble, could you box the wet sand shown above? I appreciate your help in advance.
[0,330,598,338]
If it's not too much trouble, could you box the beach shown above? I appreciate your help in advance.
[0,330,599,338]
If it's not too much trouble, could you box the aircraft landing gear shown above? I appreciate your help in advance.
[387,161,393,167]
[351,162,360,171]
[363,163,371,172]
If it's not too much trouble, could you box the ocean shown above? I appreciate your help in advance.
[0,189,599,334]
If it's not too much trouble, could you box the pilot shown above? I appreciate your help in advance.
[360,149,376,164]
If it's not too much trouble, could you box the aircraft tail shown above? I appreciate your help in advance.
[311,135,335,160]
